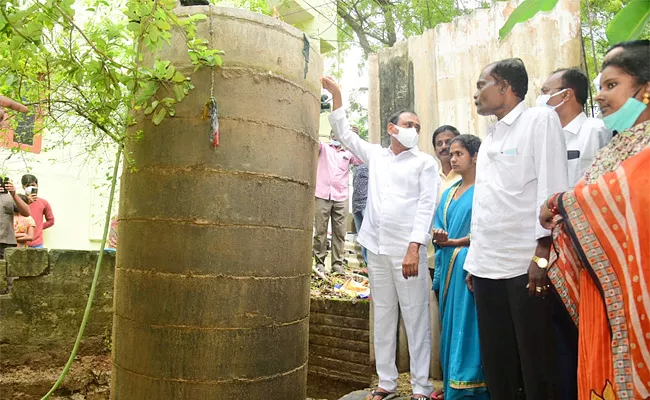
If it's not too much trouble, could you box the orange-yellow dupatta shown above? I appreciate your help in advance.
[549,147,650,400]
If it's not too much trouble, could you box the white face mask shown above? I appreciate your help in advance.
[535,88,568,110]
[392,125,419,148]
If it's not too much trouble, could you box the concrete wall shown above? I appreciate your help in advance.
[0,248,114,399]
[0,248,115,368]
[367,0,582,149]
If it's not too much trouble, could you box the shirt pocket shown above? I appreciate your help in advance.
[491,153,534,192]
[390,162,419,195]
[337,156,350,171]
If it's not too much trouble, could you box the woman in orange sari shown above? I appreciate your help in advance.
[539,40,649,400]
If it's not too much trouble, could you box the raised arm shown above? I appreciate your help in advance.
[322,76,378,164]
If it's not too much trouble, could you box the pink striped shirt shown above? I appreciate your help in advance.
[315,142,361,201]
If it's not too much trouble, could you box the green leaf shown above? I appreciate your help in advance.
[606,0,650,44]
[127,22,140,32]
[165,65,175,80]
[171,71,185,83]
[10,35,24,50]
[155,19,171,30]
[154,60,170,77]
[498,0,559,42]
[144,100,159,115]
[173,84,185,102]
[152,106,167,125]
[149,24,160,43]
[190,14,208,22]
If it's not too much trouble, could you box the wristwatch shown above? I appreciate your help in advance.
[533,255,549,269]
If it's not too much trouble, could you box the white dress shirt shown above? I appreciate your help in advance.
[328,108,440,257]
[564,112,611,187]
[464,103,569,279]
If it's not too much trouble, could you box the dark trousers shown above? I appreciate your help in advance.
[473,274,559,400]
[551,287,578,400]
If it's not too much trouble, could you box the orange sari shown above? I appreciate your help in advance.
[549,146,650,400]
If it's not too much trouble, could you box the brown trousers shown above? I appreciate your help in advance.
[313,197,347,269]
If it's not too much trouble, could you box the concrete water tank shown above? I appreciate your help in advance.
[111,6,322,399]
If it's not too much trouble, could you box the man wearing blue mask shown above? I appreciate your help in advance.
[313,128,361,275]
[538,68,612,188]
[322,76,439,400]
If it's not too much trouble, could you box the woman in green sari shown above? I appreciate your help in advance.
[432,135,488,400]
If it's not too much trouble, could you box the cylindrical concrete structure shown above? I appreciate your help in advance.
[111,6,322,399]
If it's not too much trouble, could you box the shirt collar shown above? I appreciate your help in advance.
[440,169,459,181]
[388,145,420,157]
[500,101,526,126]
[563,112,587,135]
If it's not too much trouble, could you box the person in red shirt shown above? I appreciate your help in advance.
[21,174,55,248]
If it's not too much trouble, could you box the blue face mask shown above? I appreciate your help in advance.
[330,140,341,147]
[603,88,647,133]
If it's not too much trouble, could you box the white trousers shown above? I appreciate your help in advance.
[367,250,433,395]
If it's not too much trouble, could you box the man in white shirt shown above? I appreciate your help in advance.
[538,68,612,187]
[464,59,568,400]
[322,76,439,400]
[537,67,611,400]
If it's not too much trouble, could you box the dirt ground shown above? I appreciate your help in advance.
[0,355,111,400]
[3,364,440,400]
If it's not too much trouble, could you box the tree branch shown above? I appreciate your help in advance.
[375,0,397,46]
[0,7,34,44]
[50,3,128,71]
[337,3,374,56]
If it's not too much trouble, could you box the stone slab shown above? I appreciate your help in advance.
[1,250,115,368]
[5,248,49,277]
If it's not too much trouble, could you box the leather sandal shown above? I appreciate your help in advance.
[367,389,398,400]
